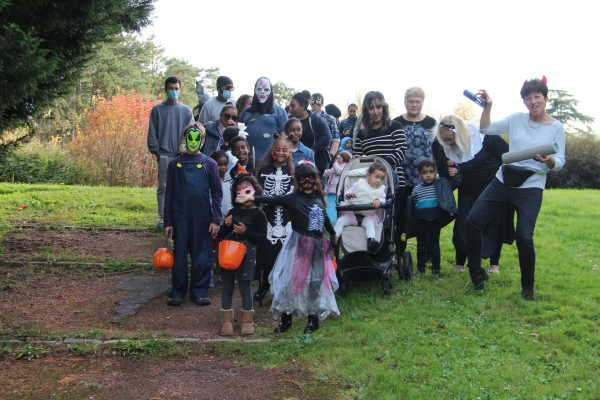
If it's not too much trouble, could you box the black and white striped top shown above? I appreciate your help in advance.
[353,120,407,187]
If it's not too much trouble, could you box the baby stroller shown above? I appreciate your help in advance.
[334,156,412,295]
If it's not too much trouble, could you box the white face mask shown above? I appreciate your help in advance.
[255,78,271,103]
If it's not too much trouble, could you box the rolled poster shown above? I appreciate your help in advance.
[501,142,558,164]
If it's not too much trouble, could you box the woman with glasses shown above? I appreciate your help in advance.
[200,105,239,156]
[433,115,509,275]
[240,77,288,162]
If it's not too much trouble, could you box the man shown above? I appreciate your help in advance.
[393,87,437,258]
[310,93,340,161]
[147,76,194,228]
[197,76,237,124]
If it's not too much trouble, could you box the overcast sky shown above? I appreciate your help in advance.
[142,0,599,128]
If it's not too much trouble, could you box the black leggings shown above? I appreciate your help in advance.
[221,274,253,310]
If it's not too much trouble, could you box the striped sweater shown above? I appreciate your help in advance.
[353,120,407,187]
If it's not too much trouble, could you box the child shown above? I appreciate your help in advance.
[210,150,233,222]
[322,151,351,225]
[334,161,387,253]
[229,136,255,178]
[340,137,353,154]
[218,170,267,335]
[253,134,295,302]
[409,158,458,275]
[281,117,315,165]
[221,127,240,175]
[164,122,223,306]
[236,162,339,334]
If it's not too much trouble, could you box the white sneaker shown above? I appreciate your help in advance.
[156,218,164,229]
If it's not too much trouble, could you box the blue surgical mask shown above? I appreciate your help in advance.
[221,90,232,100]
[167,91,179,101]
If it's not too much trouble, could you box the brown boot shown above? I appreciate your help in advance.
[220,309,234,336]
[240,310,255,335]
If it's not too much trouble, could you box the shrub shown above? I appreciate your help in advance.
[69,91,159,187]
[546,131,600,189]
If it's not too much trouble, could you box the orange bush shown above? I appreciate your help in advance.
[69,91,159,187]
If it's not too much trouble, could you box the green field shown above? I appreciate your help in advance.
[1,183,599,398]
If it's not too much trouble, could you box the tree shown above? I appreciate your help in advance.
[453,102,479,122]
[272,81,297,108]
[547,90,594,131]
[196,67,221,98]
[0,0,155,156]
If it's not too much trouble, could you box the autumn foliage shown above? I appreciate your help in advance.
[69,91,159,187]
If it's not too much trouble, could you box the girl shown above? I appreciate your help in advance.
[282,117,315,165]
[322,151,351,225]
[210,150,233,222]
[229,136,255,178]
[218,168,267,335]
[253,134,295,302]
[236,163,339,334]
[221,127,240,175]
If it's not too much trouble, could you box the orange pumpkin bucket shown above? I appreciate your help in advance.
[154,234,175,270]
[218,240,247,270]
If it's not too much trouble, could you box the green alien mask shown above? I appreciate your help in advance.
[185,127,203,153]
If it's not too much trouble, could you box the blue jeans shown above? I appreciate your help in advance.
[415,218,442,271]
[466,179,543,287]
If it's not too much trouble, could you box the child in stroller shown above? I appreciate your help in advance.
[334,161,387,253]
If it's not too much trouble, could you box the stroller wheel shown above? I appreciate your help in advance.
[402,251,414,281]
[381,276,393,294]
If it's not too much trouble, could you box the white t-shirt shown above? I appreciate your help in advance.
[198,97,237,124]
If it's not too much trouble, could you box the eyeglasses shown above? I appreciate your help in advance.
[309,97,323,106]
[221,113,239,122]
[406,100,422,105]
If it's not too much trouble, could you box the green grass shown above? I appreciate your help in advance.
[1,183,599,398]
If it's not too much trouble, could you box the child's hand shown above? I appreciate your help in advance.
[372,199,381,208]
[209,222,220,236]
[164,226,173,236]
[224,215,233,226]
[345,192,357,199]
[236,194,253,203]
[232,222,246,235]
[330,235,338,246]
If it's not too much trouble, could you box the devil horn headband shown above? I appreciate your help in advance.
[524,75,547,85]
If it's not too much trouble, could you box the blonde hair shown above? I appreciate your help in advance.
[404,87,425,100]
[433,115,471,156]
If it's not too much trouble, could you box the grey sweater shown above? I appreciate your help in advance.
[147,102,194,158]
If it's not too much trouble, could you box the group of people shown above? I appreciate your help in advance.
[146,74,565,335]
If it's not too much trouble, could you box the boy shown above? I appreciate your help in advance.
[164,122,223,306]
[410,158,458,275]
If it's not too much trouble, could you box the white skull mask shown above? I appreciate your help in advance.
[255,78,271,103]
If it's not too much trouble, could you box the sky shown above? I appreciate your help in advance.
[141,0,600,129]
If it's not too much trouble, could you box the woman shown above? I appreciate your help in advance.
[353,91,407,246]
[240,78,287,161]
[200,105,238,156]
[339,103,359,137]
[236,94,253,119]
[288,92,332,173]
[465,78,565,299]
[433,114,509,274]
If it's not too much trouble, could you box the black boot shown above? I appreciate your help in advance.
[522,285,536,301]
[274,313,292,333]
[469,267,489,291]
[304,315,319,334]
[253,284,270,301]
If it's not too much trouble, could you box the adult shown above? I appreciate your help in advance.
[240,77,288,161]
[236,94,253,119]
[147,76,194,228]
[197,76,237,124]
[288,92,332,173]
[310,93,340,160]
[200,105,238,156]
[353,91,407,247]
[465,78,565,300]
[392,87,437,257]
[339,103,359,138]
[433,115,509,274]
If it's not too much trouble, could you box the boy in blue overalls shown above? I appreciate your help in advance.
[164,122,223,306]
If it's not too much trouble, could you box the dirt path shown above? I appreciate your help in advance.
[0,229,340,399]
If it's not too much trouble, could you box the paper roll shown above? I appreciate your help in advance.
[502,143,558,164]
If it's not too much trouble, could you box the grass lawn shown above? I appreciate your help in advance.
[1,183,598,398]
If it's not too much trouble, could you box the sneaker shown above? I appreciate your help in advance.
[209,271,215,288]
[432,269,441,276]
[167,298,183,306]
[453,265,465,273]
[469,267,489,291]
[192,297,212,306]
[367,238,380,253]
[522,287,536,301]
[156,218,164,229]
[488,265,500,274]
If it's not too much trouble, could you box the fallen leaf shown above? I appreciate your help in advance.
[17,205,27,210]
[67,358,84,363]
[58,375,80,385]
[445,342,450,347]
[168,393,181,398]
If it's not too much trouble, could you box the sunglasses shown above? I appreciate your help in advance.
[439,122,457,132]
[309,98,323,106]
[221,113,239,122]
[223,85,234,91]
